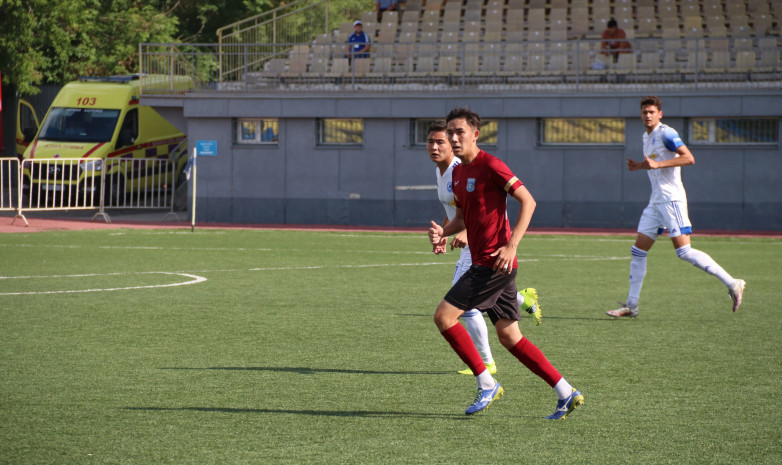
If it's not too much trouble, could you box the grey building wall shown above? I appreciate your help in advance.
[145,91,782,231]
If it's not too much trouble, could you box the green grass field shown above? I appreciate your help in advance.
[1,228,780,464]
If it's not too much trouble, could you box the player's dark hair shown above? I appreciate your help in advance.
[446,107,481,131]
[427,120,447,136]
[607,18,617,28]
[641,96,662,110]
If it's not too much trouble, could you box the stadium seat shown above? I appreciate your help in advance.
[734,50,756,73]
[421,11,439,34]
[527,9,545,29]
[757,38,780,71]
[285,45,309,77]
[705,50,731,72]
[378,22,396,43]
[481,43,502,74]
[547,42,569,75]
[615,5,633,22]
[436,55,456,75]
[751,13,773,35]
[502,43,523,74]
[570,7,589,38]
[400,10,418,25]
[360,12,378,38]
[352,58,371,76]
[680,0,699,18]
[264,58,287,77]
[506,9,525,31]
[339,22,354,37]
[636,9,658,38]
[383,11,398,24]
[329,58,350,77]
[524,53,545,76]
[639,51,660,71]
[308,56,328,75]
[485,9,503,30]
[613,53,636,74]
[425,0,442,12]
[369,57,392,77]
[443,7,461,24]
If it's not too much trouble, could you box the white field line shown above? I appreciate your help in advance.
[0,272,206,296]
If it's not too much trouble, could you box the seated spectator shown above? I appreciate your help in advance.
[601,18,631,62]
[375,0,398,23]
[345,20,371,62]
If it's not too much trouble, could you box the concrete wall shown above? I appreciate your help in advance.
[145,91,782,231]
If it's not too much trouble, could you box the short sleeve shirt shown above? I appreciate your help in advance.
[642,123,687,204]
[347,31,370,57]
[452,150,523,268]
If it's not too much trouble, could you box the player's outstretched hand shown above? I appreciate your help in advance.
[433,237,447,255]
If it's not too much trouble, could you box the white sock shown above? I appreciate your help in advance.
[477,370,495,390]
[516,292,525,308]
[676,245,735,288]
[627,246,647,309]
[460,310,494,365]
[554,378,574,399]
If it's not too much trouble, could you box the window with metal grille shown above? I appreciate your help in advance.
[236,118,279,144]
[318,119,363,145]
[412,119,498,146]
[689,118,778,145]
[541,118,625,145]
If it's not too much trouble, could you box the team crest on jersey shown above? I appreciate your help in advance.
[467,178,476,192]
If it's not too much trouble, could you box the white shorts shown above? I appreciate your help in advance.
[452,246,472,285]
[637,201,693,240]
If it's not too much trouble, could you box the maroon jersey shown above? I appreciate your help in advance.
[453,150,523,268]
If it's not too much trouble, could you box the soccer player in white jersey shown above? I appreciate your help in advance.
[427,120,542,376]
[607,96,746,318]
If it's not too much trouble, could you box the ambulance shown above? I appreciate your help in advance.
[21,75,190,206]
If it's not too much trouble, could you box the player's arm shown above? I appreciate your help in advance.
[429,208,465,246]
[629,146,695,170]
[629,127,694,170]
[490,185,536,273]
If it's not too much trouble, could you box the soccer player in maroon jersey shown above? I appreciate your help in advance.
[428,107,583,419]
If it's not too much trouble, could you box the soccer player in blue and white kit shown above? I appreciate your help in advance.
[607,96,746,318]
[427,120,542,376]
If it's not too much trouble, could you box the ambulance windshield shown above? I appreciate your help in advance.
[38,107,121,143]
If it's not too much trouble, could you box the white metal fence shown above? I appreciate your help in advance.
[0,158,183,225]
[0,158,20,212]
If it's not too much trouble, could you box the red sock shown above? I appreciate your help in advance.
[509,338,562,387]
[441,323,486,376]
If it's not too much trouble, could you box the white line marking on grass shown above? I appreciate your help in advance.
[0,272,206,296]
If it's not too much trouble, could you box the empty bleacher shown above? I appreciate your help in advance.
[254,0,782,89]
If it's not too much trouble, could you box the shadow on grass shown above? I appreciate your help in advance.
[159,366,452,375]
[122,406,469,420]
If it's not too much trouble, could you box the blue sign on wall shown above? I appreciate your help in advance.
[196,140,218,156]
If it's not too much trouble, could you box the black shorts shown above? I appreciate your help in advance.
[444,265,521,325]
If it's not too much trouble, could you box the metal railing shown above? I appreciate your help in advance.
[216,0,331,82]
[140,36,782,94]
[0,158,20,212]
[0,159,183,225]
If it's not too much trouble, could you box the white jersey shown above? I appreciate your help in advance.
[436,158,461,221]
[642,123,687,204]
[436,158,472,281]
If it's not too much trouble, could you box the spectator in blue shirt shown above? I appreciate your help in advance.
[345,20,371,61]
[375,0,397,22]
